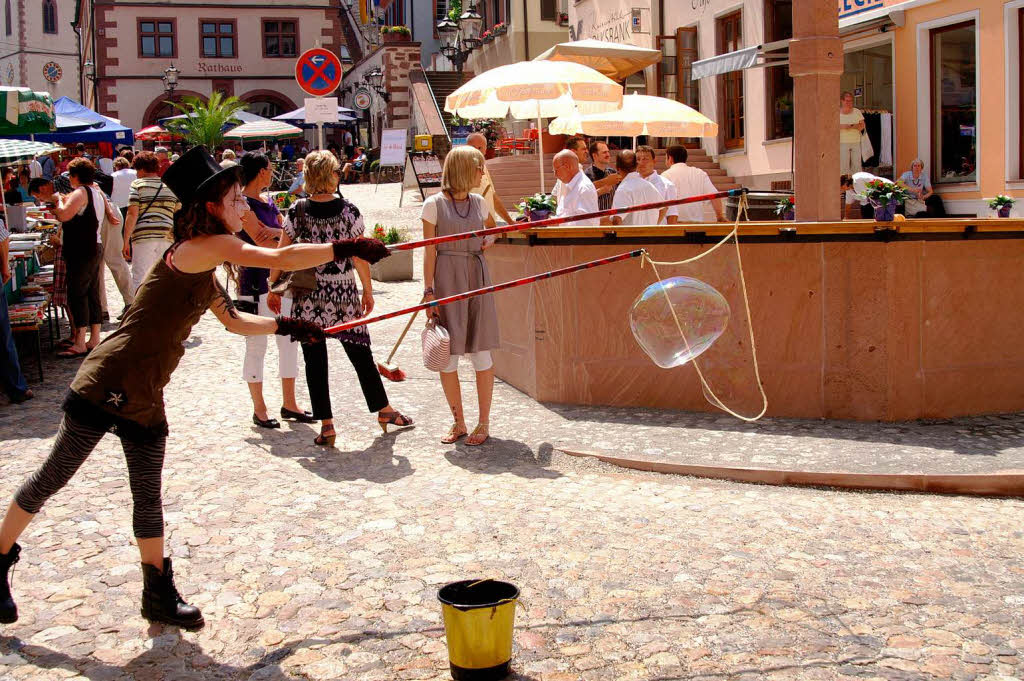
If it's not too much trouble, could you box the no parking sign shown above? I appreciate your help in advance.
[294,48,343,98]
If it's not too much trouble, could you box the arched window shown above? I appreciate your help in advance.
[42,0,57,34]
[5,0,12,36]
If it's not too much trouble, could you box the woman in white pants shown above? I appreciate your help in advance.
[238,152,312,428]
[122,152,178,294]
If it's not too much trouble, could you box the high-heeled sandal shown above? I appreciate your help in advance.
[378,410,414,434]
[314,429,336,447]
[465,423,489,446]
[441,422,467,444]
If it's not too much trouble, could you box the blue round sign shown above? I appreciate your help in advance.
[295,48,343,97]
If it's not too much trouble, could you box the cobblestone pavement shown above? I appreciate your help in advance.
[0,183,1022,680]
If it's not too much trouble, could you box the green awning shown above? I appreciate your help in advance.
[0,87,56,135]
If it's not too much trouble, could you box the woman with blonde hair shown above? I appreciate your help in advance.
[269,150,412,446]
[421,145,500,446]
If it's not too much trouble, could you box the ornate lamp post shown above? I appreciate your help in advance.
[436,2,483,74]
[162,64,179,94]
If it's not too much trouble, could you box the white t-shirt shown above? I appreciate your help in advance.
[28,160,42,179]
[846,171,891,205]
[661,162,718,222]
[74,186,107,243]
[640,171,678,223]
[839,108,864,144]
[97,157,114,175]
[111,168,137,208]
[552,170,599,227]
[420,192,488,225]
[612,172,663,226]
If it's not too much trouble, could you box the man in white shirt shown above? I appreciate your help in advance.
[841,171,900,219]
[636,145,677,224]
[606,150,663,226]
[660,145,725,223]
[551,149,599,227]
[97,154,114,176]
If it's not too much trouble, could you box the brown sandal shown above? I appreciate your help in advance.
[441,422,467,444]
[378,410,414,434]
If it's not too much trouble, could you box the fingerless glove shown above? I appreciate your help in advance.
[274,316,325,344]
[331,237,390,264]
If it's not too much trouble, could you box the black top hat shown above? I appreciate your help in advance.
[162,145,242,208]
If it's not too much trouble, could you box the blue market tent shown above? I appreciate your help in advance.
[10,97,134,144]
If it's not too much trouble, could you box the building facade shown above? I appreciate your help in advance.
[0,0,82,100]
[83,0,347,130]
[570,0,1022,216]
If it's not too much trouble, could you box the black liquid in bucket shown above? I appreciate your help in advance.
[438,580,520,681]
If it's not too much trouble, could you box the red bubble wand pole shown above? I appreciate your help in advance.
[387,188,746,253]
[324,249,645,335]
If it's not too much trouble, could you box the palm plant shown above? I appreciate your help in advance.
[164,92,248,149]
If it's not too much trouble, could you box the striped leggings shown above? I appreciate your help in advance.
[15,414,167,539]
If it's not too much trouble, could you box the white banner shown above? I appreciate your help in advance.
[304,97,339,124]
[379,128,407,167]
[569,0,653,49]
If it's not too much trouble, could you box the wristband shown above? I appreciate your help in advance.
[423,287,434,296]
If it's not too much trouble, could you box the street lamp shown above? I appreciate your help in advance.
[436,1,483,73]
[162,64,179,94]
[362,67,390,103]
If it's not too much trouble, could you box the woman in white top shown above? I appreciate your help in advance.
[839,91,865,175]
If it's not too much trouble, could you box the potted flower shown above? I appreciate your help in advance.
[557,12,569,26]
[493,22,507,36]
[861,179,913,222]
[482,29,493,44]
[774,195,795,221]
[381,25,411,43]
[989,195,1016,218]
[369,224,413,281]
[516,193,557,222]
[272,192,295,211]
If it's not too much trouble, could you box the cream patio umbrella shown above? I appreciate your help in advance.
[444,60,623,193]
[548,93,718,148]
[534,39,661,82]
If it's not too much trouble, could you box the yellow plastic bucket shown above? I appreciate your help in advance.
[414,134,433,151]
[438,579,519,680]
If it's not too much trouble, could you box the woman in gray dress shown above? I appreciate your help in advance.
[421,146,500,446]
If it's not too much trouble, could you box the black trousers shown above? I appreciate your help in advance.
[64,252,104,327]
[302,340,388,420]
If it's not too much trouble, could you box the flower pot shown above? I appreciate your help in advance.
[871,199,898,222]
[370,248,414,282]
[382,32,410,43]
[529,209,552,222]
[783,209,795,221]
[997,205,1012,218]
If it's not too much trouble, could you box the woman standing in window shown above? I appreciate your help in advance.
[839,91,865,175]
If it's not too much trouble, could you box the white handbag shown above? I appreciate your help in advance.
[421,318,451,372]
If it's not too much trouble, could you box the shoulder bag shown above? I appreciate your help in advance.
[270,198,318,298]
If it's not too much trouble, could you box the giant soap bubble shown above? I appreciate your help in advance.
[630,276,730,368]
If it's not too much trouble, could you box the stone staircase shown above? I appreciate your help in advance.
[485,144,741,212]
[423,70,470,138]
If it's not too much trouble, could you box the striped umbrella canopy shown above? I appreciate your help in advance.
[136,125,182,141]
[223,120,304,141]
[0,87,56,135]
[0,139,62,166]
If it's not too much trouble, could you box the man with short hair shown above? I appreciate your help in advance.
[39,152,57,180]
[565,137,589,166]
[466,132,514,224]
[551,149,599,227]
[607,150,663,226]
[635,145,677,225]
[660,145,725,223]
[585,140,621,211]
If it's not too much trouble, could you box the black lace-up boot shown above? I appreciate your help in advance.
[0,543,21,624]
[140,557,205,630]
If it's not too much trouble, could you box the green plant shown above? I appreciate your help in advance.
[381,25,411,35]
[989,195,1016,210]
[774,195,794,216]
[447,0,462,22]
[371,223,408,245]
[369,159,381,172]
[164,92,248,150]
[516,193,556,216]
[861,179,913,205]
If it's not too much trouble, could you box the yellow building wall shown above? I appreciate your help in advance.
[894,1,1018,206]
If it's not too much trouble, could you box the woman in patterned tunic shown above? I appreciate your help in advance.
[0,147,389,631]
[269,150,412,447]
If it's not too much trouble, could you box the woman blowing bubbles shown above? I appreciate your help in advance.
[0,147,388,630]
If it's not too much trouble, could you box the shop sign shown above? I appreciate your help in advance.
[197,62,243,73]
[837,0,902,20]
[569,0,653,48]
[353,87,372,111]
